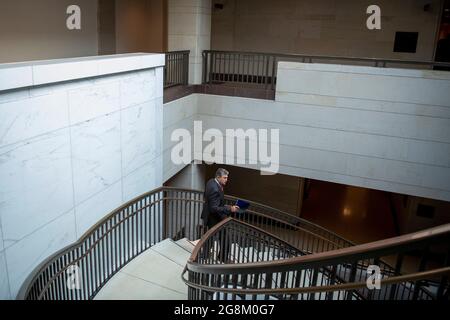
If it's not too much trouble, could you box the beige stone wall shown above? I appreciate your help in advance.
[98,0,116,55]
[211,0,442,61]
[391,194,450,234]
[0,0,98,63]
[168,0,211,84]
[115,0,166,54]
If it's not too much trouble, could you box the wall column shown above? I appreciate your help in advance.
[168,0,211,84]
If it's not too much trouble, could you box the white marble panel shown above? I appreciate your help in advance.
[5,210,76,298]
[97,56,142,75]
[155,97,164,157]
[163,148,189,183]
[154,155,163,188]
[75,180,122,238]
[155,67,164,98]
[0,221,4,252]
[277,64,450,107]
[163,94,197,128]
[28,78,95,98]
[96,54,164,75]
[276,163,450,203]
[71,112,121,205]
[123,159,158,204]
[0,65,33,91]
[197,94,450,144]
[0,88,29,104]
[0,251,11,299]
[121,100,157,176]
[275,92,450,119]
[198,114,450,168]
[120,70,156,109]
[32,60,99,86]
[0,129,74,243]
[139,55,165,70]
[68,81,120,125]
[1,54,164,92]
[0,91,69,147]
[163,115,195,154]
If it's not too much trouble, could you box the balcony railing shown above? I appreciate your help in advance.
[164,50,190,88]
[202,50,450,90]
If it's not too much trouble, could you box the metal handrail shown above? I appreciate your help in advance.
[224,194,353,247]
[17,186,449,300]
[187,220,450,273]
[184,218,450,300]
[203,49,450,68]
[202,49,450,90]
[17,187,354,300]
[164,50,190,88]
[182,266,450,295]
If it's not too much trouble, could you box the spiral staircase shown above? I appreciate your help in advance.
[17,187,450,300]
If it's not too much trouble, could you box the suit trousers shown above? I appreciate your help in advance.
[205,217,231,263]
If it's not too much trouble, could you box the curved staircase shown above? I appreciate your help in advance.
[16,187,450,300]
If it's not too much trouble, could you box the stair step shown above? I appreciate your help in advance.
[94,271,186,300]
[151,239,192,266]
[95,240,189,300]
[175,238,196,254]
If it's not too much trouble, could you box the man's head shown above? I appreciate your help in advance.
[215,168,229,186]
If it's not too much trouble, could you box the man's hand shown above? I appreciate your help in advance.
[230,205,240,213]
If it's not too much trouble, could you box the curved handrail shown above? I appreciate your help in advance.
[187,217,302,265]
[17,186,165,300]
[184,218,450,300]
[182,266,450,295]
[17,186,354,300]
[187,221,450,273]
[18,187,207,300]
[19,186,448,300]
[224,194,354,247]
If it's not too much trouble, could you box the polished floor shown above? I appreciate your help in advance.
[300,180,398,244]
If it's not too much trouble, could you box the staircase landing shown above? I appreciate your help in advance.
[94,238,195,300]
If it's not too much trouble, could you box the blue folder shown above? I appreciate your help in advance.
[235,199,250,211]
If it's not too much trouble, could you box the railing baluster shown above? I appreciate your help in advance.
[437,248,450,300]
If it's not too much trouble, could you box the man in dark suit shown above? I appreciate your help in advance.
[201,168,239,228]
[201,168,239,262]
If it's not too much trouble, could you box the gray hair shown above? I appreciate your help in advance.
[215,168,229,178]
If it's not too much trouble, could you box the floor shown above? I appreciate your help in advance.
[300,180,398,244]
[94,239,194,300]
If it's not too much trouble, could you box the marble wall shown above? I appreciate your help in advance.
[192,62,450,202]
[0,66,163,299]
[163,93,198,181]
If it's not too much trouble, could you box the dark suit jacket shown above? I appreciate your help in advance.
[201,178,230,227]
